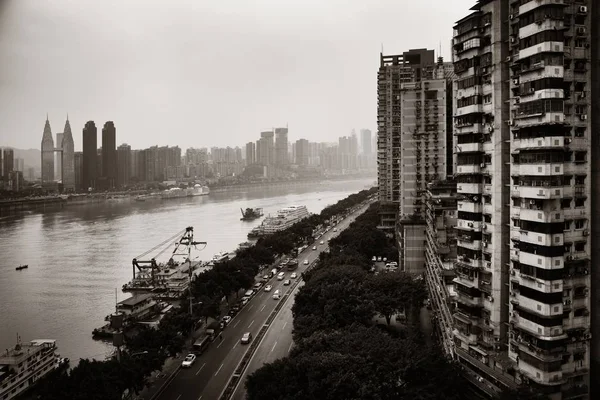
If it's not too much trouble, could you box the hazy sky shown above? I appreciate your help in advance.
[0,0,474,151]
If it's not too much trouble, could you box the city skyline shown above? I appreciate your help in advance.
[0,0,473,150]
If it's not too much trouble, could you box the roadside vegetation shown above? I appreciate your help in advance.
[32,188,375,400]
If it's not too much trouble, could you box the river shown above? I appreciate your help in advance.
[0,178,373,362]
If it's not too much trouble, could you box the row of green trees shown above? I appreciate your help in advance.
[33,188,376,399]
[246,201,548,400]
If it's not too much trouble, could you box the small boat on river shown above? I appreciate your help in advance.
[16,265,29,271]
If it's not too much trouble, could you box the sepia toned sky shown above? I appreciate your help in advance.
[0,0,474,151]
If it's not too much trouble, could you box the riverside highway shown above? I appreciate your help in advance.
[157,202,371,400]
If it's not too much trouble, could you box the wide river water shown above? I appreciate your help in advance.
[0,178,373,362]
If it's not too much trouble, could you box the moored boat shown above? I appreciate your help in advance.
[15,265,28,271]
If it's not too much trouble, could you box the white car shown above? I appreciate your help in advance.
[290,272,297,279]
[241,332,252,344]
[264,285,273,292]
[221,316,232,325]
[181,354,196,368]
[283,279,291,286]
[312,246,317,250]
[273,290,281,300]
[303,260,309,265]
[320,241,324,245]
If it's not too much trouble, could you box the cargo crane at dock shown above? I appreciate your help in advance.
[124,227,207,295]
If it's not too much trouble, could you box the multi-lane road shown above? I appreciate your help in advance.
[157,202,370,400]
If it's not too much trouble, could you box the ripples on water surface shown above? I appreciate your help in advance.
[0,179,372,361]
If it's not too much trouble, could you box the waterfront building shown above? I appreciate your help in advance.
[0,339,59,400]
[1,148,14,182]
[61,117,75,192]
[82,121,97,191]
[449,1,596,398]
[102,121,117,190]
[260,131,275,166]
[117,143,131,188]
[54,133,63,181]
[275,127,289,166]
[424,179,458,357]
[41,117,54,187]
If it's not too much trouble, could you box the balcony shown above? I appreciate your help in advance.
[519,20,565,40]
[512,271,563,293]
[518,363,564,386]
[519,230,563,247]
[456,291,484,307]
[455,104,484,117]
[456,164,482,174]
[519,208,563,223]
[519,42,564,61]
[514,136,564,151]
[513,316,566,339]
[510,248,520,261]
[519,251,563,269]
[517,163,563,176]
[457,142,483,153]
[457,201,483,213]
[515,113,565,127]
[457,183,483,194]
[519,0,566,16]
[515,340,565,363]
[457,237,482,251]
[457,219,482,231]
[513,185,563,199]
[515,293,563,317]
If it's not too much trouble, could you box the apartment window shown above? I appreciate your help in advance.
[575,198,585,208]
[564,243,572,253]
[574,151,586,163]
[574,220,585,229]
[575,128,585,138]
[574,175,585,185]
[564,220,571,230]
[575,105,586,114]
[574,242,585,252]
[575,39,586,48]
[483,94,492,104]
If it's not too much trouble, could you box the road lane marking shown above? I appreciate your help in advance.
[176,395,182,400]
[271,341,277,353]
[215,363,223,376]
[195,362,206,376]
[260,305,266,312]
[282,322,287,330]
[217,340,224,348]
[248,320,254,328]
[248,305,253,311]
[232,343,238,350]
[233,320,240,328]
[288,343,293,353]
[198,396,202,400]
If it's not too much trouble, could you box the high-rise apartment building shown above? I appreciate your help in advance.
[245,142,256,165]
[377,49,437,231]
[275,127,289,166]
[295,139,309,166]
[260,131,274,166]
[449,1,595,398]
[55,133,63,181]
[102,121,117,189]
[360,129,372,155]
[82,121,97,191]
[2,148,14,181]
[61,118,75,192]
[41,117,54,186]
[117,144,131,188]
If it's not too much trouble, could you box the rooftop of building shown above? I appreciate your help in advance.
[118,293,154,307]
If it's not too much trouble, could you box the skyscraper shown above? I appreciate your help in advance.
[446,1,596,398]
[2,148,14,180]
[295,139,309,166]
[102,121,117,189]
[41,116,55,186]
[260,131,274,165]
[61,117,75,192]
[74,151,83,192]
[55,133,63,181]
[82,121,97,191]
[275,127,289,165]
[117,143,131,188]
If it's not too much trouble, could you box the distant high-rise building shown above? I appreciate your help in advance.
[102,121,117,189]
[74,152,83,192]
[61,117,75,192]
[41,116,55,186]
[55,133,63,181]
[15,158,24,172]
[260,131,275,165]
[275,127,289,165]
[117,143,131,188]
[360,129,372,155]
[295,139,309,166]
[82,121,97,191]
[245,142,256,165]
[2,148,14,181]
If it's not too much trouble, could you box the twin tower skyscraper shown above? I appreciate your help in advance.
[41,115,75,191]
